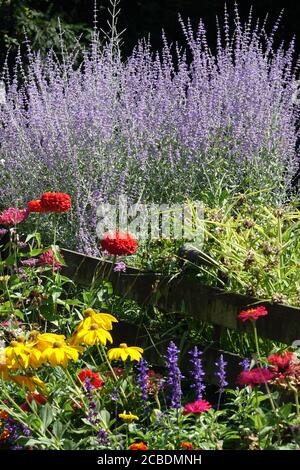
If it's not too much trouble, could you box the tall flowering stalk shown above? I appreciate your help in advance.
[81,377,108,446]
[189,346,206,400]
[165,342,184,409]
[136,358,149,406]
[215,354,228,409]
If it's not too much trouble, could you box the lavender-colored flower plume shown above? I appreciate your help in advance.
[0,7,298,254]
[165,341,184,409]
[136,357,149,405]
[215,354,228,393]
[189,346,206,400]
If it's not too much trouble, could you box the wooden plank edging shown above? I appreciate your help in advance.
[61,249,300,345]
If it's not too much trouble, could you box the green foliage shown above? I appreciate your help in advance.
[0,0,92,63]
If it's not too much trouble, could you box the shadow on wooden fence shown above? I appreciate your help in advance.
[61,249,300,385]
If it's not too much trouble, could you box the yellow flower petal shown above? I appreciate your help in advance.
[107,344,144,362]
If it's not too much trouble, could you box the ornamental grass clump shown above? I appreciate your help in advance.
[0,6,299,254]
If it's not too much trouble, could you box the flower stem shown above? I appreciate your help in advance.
[291,386,300,418]
[252,323,261,364]
[98,344,127,401]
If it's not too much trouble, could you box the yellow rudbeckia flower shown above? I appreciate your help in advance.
[70,323,113,346]
[107,343,143,362]
[27,348,43,369]
[118,412,139,421]
[41,341,80,368]
[4,341,32,369]
[34,333,67,352]
[75,309,118,332]
[13,374,46,391]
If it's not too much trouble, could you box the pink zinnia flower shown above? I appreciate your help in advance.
[236,367,274,387]
[268,351,295,372]
[238,306,268,322]
[38,249,62,270]
[0,208,29,226]
[183,399,212,415]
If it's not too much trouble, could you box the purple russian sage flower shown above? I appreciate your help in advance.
[113,261,127,273]
[136,357,149,405]
[21,258,39,267]
[215,354,228,393]
[239,358,251,371]
[165,341,184,409]
[0,6,297,256]
[189,346,206,400]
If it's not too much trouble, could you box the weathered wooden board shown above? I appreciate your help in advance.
[61,249,300,345]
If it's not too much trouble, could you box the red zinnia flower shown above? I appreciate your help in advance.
[40,192,71,213]
[0,207,29,226]
[38,249,62,270]
[27,200,48,213]
[78,369,104,389]
[128,442,149,450]
[238,306,268,322]
[180,442,193,450]
[183,399,212,415]
[268,351,295,372]
[100,231,137,256]
[21,391,48,411]
[236,367,274,387]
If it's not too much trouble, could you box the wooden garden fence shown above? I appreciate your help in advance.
[61,249,300,385]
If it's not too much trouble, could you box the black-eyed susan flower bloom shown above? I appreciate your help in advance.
[75,309,118,332]
[108,343,143,362]
[70,323,113,346]
[41,340,80,368]
[4,341,32,369]
[118,412,139,421]
[34,333,67,351]
[13,374,46,391]
[27,347,43,369]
